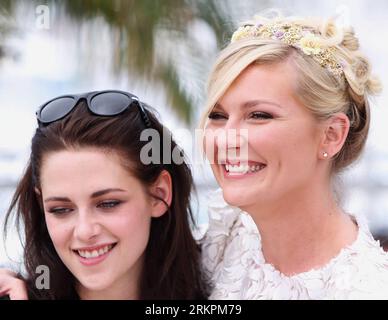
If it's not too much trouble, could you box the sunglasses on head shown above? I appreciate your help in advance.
[36,90,151,128]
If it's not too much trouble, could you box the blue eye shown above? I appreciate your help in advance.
[208,112,227,120]
[250,112,273,120]
[98,200,121,209]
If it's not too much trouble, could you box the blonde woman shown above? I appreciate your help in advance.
[200,13,388,299]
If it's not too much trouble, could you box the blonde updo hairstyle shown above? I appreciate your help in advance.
[200,14,381,173]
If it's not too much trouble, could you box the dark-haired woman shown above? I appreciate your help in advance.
[1,91,207,299]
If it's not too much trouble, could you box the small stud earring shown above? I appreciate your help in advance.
[323,152,328,158]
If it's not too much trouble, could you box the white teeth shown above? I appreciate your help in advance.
[91,250,98,258]
[225,163,265,174]
[77,244,114,259]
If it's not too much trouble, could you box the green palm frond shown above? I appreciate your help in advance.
[0,0,18,61]
[1,0,238,124]
[158,63,193,124]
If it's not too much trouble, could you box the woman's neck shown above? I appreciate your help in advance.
[247,184,358,276]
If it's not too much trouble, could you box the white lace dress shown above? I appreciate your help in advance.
[201,189,388,300]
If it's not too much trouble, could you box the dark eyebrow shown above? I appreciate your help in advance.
[90,188,126,198]
[44,197,71,203]
[44,188,126,203]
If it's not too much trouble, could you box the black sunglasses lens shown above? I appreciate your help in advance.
[39,97,75,123]
[90,92,132,116]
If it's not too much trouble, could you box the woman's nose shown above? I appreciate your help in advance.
[216,120,249,154]
[73,209,101,242]
[204,117,249,164]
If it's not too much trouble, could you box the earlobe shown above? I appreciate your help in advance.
[319,113,350,159]
[150,170,173,218]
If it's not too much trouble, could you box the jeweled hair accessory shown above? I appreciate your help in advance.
[231,20,345,81]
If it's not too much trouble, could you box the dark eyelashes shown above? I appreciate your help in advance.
[48,207,72,215]
[98,200,121,208]
[250,111,273,119]
[47,200,122,215]
[208,111,274,120]
[208,112,227,120]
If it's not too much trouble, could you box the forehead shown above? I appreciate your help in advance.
[217,61,299,108]
[40,148,135,193]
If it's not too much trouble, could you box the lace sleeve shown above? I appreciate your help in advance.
[199,189,241,283]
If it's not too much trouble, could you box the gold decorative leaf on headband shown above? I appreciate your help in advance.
[231,21,345,81]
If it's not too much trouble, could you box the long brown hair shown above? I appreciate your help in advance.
[4,99,208,299]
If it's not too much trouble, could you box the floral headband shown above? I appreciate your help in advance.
[231,20,345,81]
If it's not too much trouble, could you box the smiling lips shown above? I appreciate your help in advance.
[222,160,266,176]
[73,243,116,266]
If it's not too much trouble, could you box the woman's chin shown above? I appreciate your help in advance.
[76,274,113,292]
[221,188,253,209]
